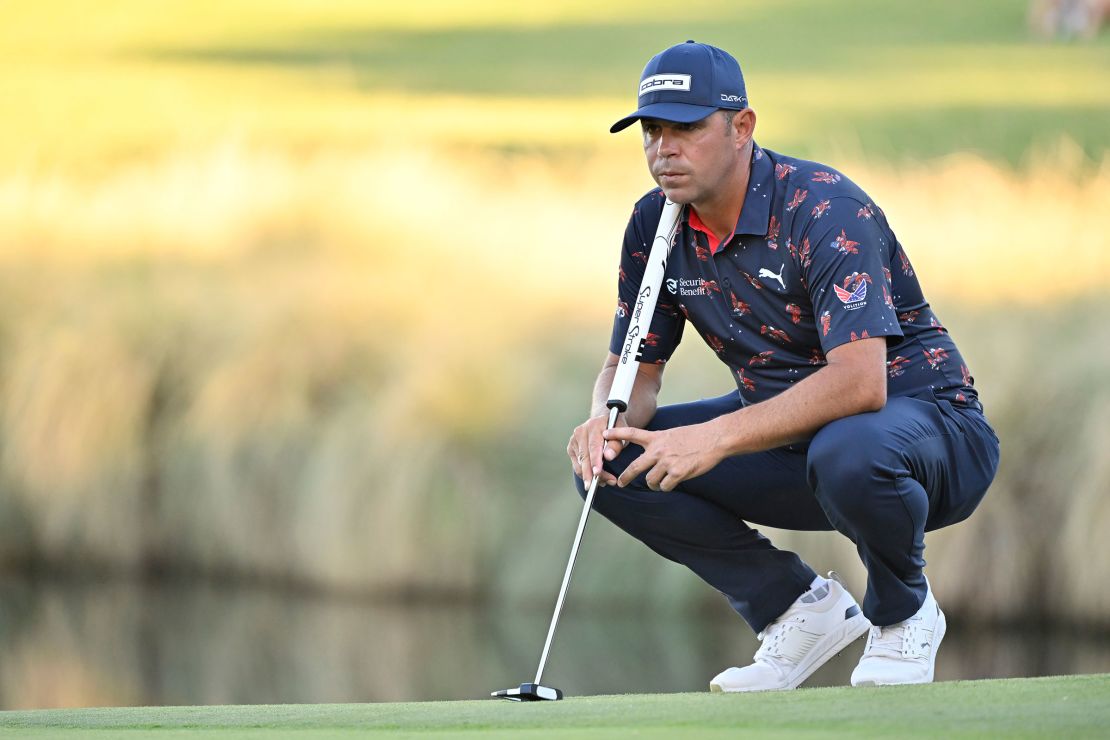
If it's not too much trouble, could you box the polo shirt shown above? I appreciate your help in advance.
[609,142,979,409]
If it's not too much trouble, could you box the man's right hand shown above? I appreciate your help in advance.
[570,351,662,488]
[567,413,627,488]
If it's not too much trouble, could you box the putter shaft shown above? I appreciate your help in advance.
[533,405,620,685]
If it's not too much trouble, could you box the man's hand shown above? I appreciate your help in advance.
[570,351,665,488]
[567,414,627,488]
[603,422,725,492]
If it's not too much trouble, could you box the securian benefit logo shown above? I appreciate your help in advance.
[667,277,720,297]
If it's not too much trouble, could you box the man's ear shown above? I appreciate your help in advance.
[734,108,757,148]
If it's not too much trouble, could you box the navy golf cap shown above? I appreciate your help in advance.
[610,40,747,133]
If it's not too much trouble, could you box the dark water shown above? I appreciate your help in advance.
[0,578,1108,710]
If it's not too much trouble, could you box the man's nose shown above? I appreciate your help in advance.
[655,128,679,158]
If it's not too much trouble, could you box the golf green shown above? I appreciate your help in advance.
[1,673,1106,738]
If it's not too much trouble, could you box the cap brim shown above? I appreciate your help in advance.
[609,102,719,133]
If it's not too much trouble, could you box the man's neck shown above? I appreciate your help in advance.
[691,152,752,244]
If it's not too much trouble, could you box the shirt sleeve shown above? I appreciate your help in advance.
[608,199,685,364]
[800,197,903,353]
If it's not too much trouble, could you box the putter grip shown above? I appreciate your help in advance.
[606,198,683,411]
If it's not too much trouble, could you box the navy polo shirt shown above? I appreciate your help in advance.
[609,142,979,409]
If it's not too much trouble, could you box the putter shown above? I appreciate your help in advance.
[493,197,683,702]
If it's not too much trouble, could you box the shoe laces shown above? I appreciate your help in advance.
[863,616,931,661]
[755,614,815,666]
[754,575,841,666]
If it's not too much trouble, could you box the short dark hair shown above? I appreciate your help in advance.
[722,109,737,131]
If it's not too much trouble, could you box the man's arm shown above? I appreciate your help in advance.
[605,336,886,491]
[568,351,665,488]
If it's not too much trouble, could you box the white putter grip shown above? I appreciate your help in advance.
[606,199,683,412]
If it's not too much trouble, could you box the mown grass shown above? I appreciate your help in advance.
[2,0,1107,171]
[0,674,1107,738]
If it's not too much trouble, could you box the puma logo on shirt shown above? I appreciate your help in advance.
[759,263,786,290]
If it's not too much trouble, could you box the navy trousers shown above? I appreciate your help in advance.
[573,391,1000,633]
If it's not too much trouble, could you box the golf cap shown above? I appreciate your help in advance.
[610,40,747,134]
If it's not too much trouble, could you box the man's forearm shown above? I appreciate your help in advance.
[710,343,886,458]
[590,363,660,428]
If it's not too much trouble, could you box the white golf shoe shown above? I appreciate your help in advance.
[851,581,946,687]
[710,573,870,692]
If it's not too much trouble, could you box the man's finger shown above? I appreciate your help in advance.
[570,442,586,482]
[644,465,666,491]
[583,426,605,487]
[659,472,680,492]
[573,426,595,484]
[570,449,583,479]
[604,426,651,445]
[617,452,656,487]
[589,435,605,484]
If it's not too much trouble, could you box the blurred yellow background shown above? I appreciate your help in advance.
[0,0,1108,709]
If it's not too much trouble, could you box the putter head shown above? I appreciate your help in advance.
[491,683,563,701]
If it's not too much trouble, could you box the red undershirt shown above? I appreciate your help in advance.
[687,208,736,255]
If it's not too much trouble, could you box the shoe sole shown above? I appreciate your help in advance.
[852,609,947,687]
[710,612,871,693]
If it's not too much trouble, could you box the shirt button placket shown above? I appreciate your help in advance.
[709,253,729,325]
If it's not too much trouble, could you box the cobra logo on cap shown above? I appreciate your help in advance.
[639,74,691,97]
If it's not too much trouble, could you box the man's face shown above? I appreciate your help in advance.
[641,110,747,206]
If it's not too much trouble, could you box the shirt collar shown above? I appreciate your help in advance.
[735,142,773,237]
[685,142,774,247]
[687,207,727,253]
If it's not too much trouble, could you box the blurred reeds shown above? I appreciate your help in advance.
[1,0,1108,628]
[1,141,1108,625]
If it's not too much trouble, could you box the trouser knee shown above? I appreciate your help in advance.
[571,472,628,525]
[806,415,923,533]
[807,431,868,523]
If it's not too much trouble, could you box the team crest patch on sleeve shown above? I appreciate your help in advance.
[833,281,867,309]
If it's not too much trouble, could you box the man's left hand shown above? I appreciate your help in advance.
[603,423,724,492]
